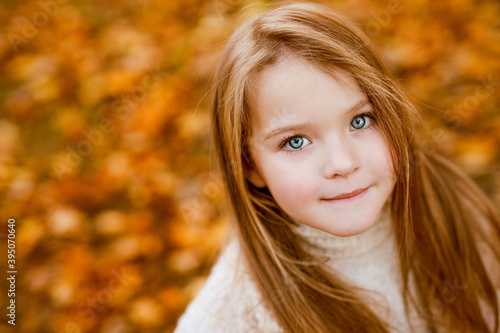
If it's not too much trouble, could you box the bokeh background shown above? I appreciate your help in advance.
[0,0,499,332]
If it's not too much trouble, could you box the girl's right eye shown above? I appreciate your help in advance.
[280,135,311,151]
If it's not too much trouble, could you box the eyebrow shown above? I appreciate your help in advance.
[264,99,370,141]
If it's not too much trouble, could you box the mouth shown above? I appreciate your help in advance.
[322,186,370,202]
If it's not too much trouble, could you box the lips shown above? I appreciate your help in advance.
[324,187,369,200]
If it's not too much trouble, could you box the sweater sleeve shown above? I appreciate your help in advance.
[174,237,282,333]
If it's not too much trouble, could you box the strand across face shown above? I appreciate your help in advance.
[247,57,396,237]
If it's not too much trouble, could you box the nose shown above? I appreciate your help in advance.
[322,137,360,178]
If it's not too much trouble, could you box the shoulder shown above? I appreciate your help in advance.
[174,236,282,333]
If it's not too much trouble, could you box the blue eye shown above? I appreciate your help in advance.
[285,136,310,150]
[350,115,372,130]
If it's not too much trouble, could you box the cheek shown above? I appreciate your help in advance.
[263,160,316,207]
[365,137,396,182]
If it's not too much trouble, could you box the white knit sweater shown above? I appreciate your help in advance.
[174,204,498,332]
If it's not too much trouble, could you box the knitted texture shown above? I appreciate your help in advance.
[174,203,498,332]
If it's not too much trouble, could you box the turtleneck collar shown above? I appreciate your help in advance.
[293,201,394,259]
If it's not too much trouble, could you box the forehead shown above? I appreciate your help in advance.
[247,56,365,128]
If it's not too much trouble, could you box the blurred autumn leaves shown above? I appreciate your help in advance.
[0,0,499,332]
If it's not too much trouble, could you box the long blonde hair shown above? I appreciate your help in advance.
[211,2,500,332]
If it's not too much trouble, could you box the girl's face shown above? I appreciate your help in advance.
[247,57,396,237]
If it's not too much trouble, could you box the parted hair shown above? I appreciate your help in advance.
[211,2,500,332]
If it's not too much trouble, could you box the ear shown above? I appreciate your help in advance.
[247,168,267,188]
[242,141,267,188]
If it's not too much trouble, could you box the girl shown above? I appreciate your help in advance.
[175,2,500,332]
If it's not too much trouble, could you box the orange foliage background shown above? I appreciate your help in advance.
[0,0,499,332]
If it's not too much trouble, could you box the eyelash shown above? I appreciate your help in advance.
[278,110,377,155]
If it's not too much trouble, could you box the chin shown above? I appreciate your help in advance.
[327,217,377,237]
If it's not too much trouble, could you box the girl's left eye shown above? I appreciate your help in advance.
[350,114,372,130]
